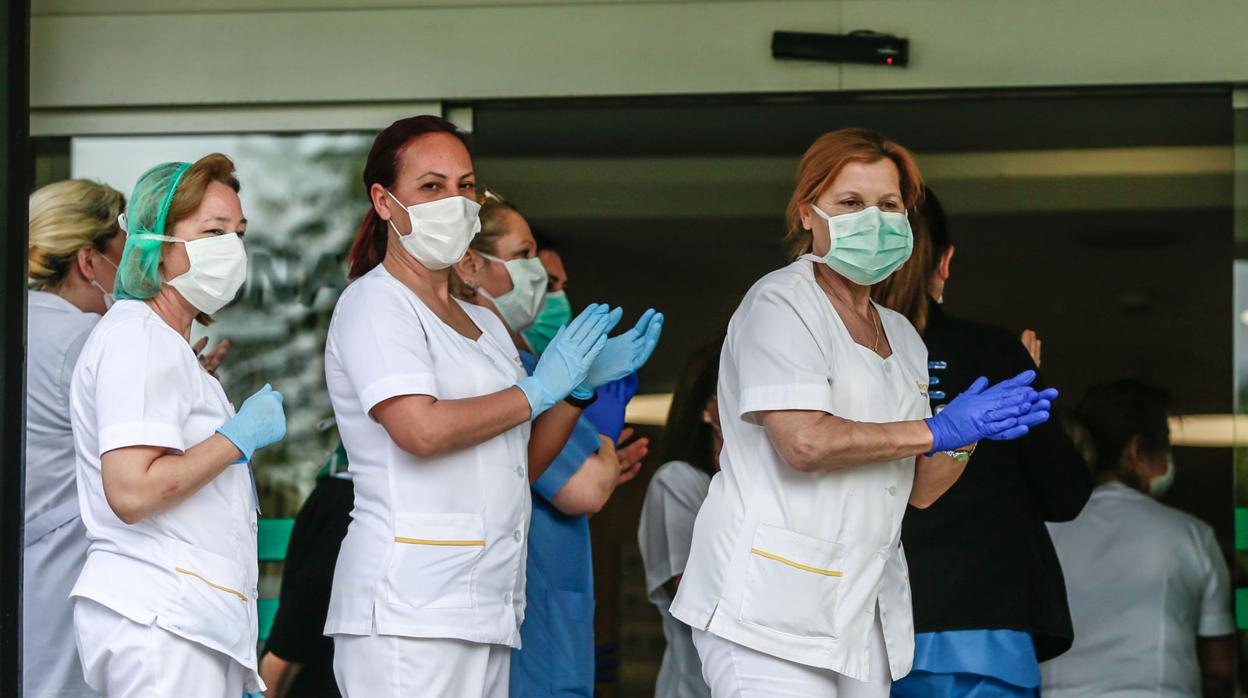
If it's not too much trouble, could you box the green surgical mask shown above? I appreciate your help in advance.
[803,205,913,286]
[522,290,572,354]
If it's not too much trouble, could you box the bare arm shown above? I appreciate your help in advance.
[761,409,967,508]
[260,652,300,698]
[551,436,621,516]
[760,410,934,473]
[528,402,583,484]
[100,435,243,525]
[551,430,649,516]
[1198,635,1234,698]
[371,388,531,458]
[910,452,969,508]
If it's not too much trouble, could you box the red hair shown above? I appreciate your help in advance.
[784,128,923,261]
[347,115,471,280]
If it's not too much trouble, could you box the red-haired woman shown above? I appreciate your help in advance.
[669,128,1056,696]
[323,116,616,697]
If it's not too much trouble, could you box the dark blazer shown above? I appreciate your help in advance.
[902,302,1092,662]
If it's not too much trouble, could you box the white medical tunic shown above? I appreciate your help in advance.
[1041,483,1234,697]
[25,291,100,698]
[323,264,531,647]
[68,300,262,692]
[638,460,713,698]
[670,259,931,682]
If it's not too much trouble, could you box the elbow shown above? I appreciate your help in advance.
[908,490,938,509]
[105,490,150,525]
[558,494,607,517]
[783,436,821,473]
[396,429,446,459]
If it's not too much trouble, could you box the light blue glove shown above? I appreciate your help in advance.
[517,303,620,419]
[577,308,665,393]
[925,370,1056,454]
[216,384,287,462]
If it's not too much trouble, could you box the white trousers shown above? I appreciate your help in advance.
[333,633,510,698]
[72,598,247,698]
[692,615,891,698]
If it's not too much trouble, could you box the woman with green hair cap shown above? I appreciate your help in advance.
[68,153,287,697]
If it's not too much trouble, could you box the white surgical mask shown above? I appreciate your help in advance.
[1149,453,1176,498]
[90,252,118,310]
[386,191,481,271]
[476,252,548,332]
[134,233,248,315]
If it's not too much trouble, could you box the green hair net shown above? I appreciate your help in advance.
[114,161,191,300]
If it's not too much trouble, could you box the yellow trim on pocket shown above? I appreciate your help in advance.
[750,549,843,577]
[394,537,485,547]
[174,567,247,602]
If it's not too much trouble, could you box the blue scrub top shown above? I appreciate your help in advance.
[510,352,603,698]
[892,629,1040,697]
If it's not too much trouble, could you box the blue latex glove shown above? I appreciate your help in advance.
[583,373,640,442]
[517,303,621,419]
[925,370,1055,454]
[577,309,664,394]
[216,384,287,462]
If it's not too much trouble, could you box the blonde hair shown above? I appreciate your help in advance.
[28,179,125,290]
[450,190,520,301]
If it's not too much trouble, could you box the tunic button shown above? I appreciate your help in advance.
[887,485,897,496]
[504,592,514,604]
[514,466,524,478]
[251,521,259,534]
[513,530,522,542]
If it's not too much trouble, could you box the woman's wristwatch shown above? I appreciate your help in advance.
[943,443,977,463]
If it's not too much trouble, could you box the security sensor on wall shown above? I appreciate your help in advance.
[771,30,909,67]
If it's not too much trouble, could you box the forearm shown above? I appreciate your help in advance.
[529,402,583,483]
[101,435,242,524]
[260,652,300,698]
[764,411,935,473]
[375,388,531,458]
[910,452,967,508]
[550,452,617,515]
[1198,635,1234,698]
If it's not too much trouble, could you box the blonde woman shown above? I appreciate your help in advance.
[26,179,126,698]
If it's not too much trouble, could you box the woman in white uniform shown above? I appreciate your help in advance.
[638,338,723,698]
[325,116,618,697]
[669,128,1057,697]
[69,154,287,697]
[25,179,125,698]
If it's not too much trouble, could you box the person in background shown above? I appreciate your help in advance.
[325,116,636,697]
[670,128,1055,697]
[638,338,724,698]
[259,441,353,698]
[451,195,662,697]
[69,154,286,697]
[1041,381,1234,698]
[25,179,126,698]
[875,187,1091,698]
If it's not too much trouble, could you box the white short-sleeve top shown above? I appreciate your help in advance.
[323,264,532,647]
[1041,483,1235,697]
[68,300,262,690]
[638,460,713,698]
[670,259,931,682]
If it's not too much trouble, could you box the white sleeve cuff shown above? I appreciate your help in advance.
[739,384,835,424]
[359,373,438,415]
[98,421,186,456]
[1198,611,1236,637]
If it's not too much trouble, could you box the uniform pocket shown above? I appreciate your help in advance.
[738,524,845,638]
[385,512,485,610]
[158,539,254,662]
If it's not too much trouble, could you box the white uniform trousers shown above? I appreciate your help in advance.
[333,633,510,698]
[73,598,247,697]
[693,614,891,698]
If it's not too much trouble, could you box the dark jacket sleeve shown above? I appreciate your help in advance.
[1004,339,1092,522]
